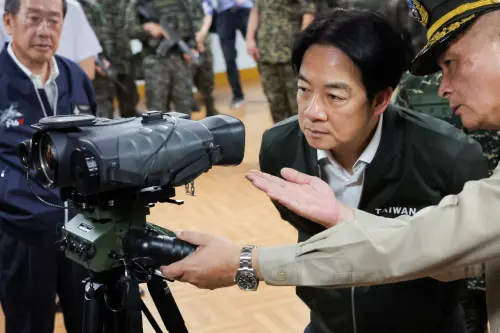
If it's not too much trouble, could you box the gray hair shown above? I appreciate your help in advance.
[4,0,68,17]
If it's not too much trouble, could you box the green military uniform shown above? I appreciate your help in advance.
[394,71,494,333]
[79,0,138,119]
[129,0,197,115]
[255,0,315,124]
[186,0,218,117]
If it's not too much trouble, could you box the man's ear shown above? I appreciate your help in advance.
[371,87,393,116]
[3,13,13,35]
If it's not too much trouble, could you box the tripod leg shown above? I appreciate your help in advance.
[147,275,189,333]
[82,282,104,333]
[141,299,164,333]
[102,277,144,333]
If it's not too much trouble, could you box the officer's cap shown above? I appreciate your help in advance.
[408,0,500,76]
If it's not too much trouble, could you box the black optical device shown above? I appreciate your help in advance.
[18,111,246,333]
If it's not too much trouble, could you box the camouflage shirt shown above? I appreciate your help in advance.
[153,0,197,44]
[255,0,315,64]
[395,71,500,175]
[126,0,198,56]
[79,0,134,73]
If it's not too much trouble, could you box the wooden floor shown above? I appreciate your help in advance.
[0,79,311,333]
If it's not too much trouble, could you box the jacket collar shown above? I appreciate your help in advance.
[0,42,69,99]
[303,105,403,176]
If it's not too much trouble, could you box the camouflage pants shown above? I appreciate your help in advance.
[258,62,298,124]
[143,52,192,115]
[192,44,218,116]
[92,73,139,119]
[92,75,115,119]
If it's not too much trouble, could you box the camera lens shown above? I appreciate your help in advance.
[39,134,57,185]
[18,139,32,170]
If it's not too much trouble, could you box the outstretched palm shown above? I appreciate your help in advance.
[246,168,343,228]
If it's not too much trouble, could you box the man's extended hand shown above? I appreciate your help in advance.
[245,168,354,228]
[160,231,241,290]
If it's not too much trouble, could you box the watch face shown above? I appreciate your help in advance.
[236,271,258,291]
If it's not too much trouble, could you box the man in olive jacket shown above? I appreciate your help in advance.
[257,9,487,333]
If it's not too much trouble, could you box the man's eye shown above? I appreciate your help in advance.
[328,94,344,101]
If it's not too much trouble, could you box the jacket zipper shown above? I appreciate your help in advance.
[316,153,359,333]
[350,167,370,333]
[1,168,5,178]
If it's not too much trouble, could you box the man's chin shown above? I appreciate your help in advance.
[460,117,482,131]
[30,48,53,59]
[304,137,334,151]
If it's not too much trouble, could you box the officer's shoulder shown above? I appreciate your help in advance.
[391,104,483,159]
[261,115,301,153]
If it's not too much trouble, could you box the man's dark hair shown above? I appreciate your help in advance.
[5,0,68,17]
[292,8,413,101]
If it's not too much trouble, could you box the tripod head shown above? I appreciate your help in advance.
[58,185,196,275]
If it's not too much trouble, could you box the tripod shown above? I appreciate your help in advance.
[82,266,189,333]
[58,186,197,333]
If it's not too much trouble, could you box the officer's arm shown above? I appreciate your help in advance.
[425,136,489,281]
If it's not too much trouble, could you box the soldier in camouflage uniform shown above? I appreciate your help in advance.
[79,0,139,119]
[186,0,218,117]
[246,0,315,124]
[126,0,198,115]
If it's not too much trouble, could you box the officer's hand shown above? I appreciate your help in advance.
[246,168,355,228]
[160,230,241,290]
[246,38,260,61]
[144,22,169,39]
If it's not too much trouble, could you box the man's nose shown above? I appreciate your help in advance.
[438,76,452,99]
[303,94,327,121]
[36,21,51,36]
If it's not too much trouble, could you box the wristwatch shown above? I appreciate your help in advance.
[234,245,259,291]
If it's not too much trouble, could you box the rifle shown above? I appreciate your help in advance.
[95,55,129,92]
[136,0,200,65]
